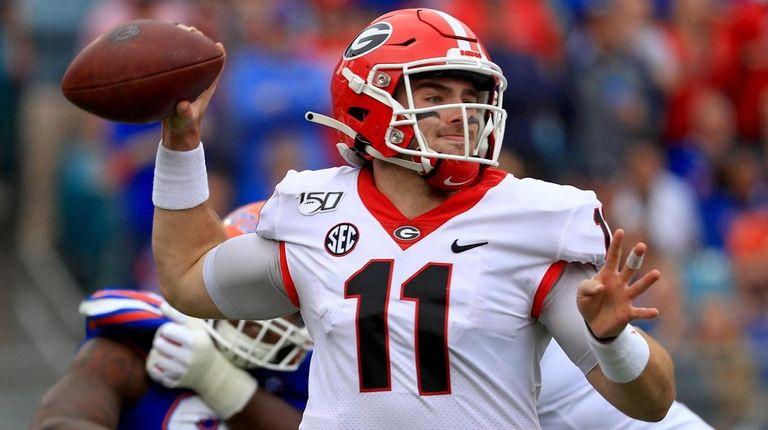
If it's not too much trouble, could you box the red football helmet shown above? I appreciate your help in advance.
[305,8,507,191]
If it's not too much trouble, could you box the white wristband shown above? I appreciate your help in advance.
[587,324,650,383]
[194,349,258,420]
[152,141,209,210]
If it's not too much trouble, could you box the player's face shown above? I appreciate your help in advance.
[234,313,302,344]
[223,313,307,367]
[396,77,481,156]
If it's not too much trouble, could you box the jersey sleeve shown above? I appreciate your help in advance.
[529,186,609,319]
[78,289,172,353]
[256,170,299,241]
[539,263,599,375]
[556,191,609,269]
[203,233,298,320]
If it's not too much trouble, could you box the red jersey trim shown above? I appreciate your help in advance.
[531,260,567,319]
[357,167,507,250]
[162,392,196,429]
[279,241,300,307]
[92,289,163,306]
[88,310,164,329]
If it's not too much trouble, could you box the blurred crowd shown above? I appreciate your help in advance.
[2,0,768,428]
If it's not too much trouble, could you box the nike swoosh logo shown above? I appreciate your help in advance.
[451,239,489,253]
[444,176,472,187]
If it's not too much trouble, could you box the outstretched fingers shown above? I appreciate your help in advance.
[630,308,659,321]
[619,242,647,283]
[604,229,625,273]
[630,306,660,321]
[627,269,661,300]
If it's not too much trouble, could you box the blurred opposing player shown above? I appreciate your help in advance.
[30,203,312,429]
[30,289,310,429]
[153,8,676,428]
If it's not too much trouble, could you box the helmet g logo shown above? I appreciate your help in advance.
[343,22,392,60]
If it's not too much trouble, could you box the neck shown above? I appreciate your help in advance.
[371,159,450,219]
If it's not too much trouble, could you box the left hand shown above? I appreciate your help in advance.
[577,229,661,339]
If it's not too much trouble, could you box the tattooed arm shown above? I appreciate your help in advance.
[30,338,150,430]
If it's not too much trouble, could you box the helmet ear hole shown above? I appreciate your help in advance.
[348,107,368,121]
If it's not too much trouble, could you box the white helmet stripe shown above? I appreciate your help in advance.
[79,297,162,317]
[432,9,472,51]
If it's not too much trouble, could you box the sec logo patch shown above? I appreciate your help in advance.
[325,223,359,256]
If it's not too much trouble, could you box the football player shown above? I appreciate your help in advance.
[224,201,716,430]
[152,8,676,428]
[30,207,312,429]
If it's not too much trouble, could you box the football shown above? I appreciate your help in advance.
[60,19,224,123]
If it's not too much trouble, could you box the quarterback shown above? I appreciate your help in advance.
[151,8,676,429]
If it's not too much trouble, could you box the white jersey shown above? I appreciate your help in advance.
[539,342,714,429]
[213,166,608,429]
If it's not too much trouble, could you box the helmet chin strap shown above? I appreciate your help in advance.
[421,157,481,191]
[414,143,481,192]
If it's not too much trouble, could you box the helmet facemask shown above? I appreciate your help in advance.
[392,66,504,162]
[383,64,506,189]
[203,316,312,371]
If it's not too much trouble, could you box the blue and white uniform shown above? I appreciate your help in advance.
[79,289,310,429]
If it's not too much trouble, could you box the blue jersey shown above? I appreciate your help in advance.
[253,352,311,411]
[80,289,310,429]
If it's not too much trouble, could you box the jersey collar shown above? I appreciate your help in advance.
[357,166,507,250]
